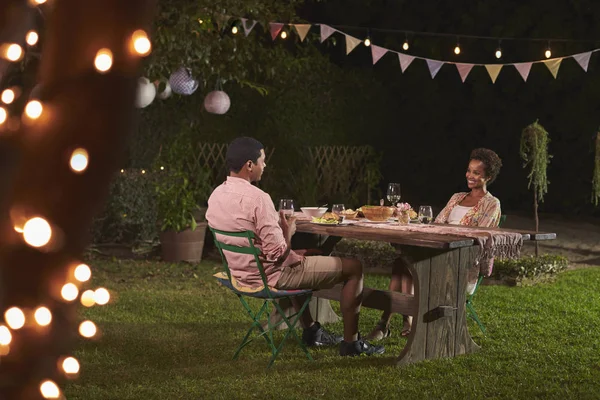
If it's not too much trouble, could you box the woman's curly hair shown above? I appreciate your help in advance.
[470,148,502,185]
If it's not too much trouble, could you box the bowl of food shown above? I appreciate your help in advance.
[360,205,395,222]
[340,208,359,220]
[301,207,328,219]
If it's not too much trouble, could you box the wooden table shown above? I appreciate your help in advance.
[294,220,556,365]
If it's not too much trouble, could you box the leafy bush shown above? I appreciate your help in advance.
[91,170,159,244]
[492,254,569,285]
[332,239,397,271]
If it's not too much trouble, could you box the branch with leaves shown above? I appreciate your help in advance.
[520,120,552,203]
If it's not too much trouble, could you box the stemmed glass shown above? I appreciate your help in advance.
[387,183,401,206]
[278,199,295,220]
[418,206,433,224]
[332,204,345,222]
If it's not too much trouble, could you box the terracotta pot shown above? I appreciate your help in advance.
[160,222,208,262]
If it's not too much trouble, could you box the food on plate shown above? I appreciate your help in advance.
[360,205,395,222]
[409,209,418,220]
[340,208,359,219]
[312,212,340,224]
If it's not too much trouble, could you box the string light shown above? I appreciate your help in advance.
[39,380,60,399]
[94,48,113,73]
[160,166,165,170]
[364,37,371,47]
[1,89,15,104]
[0,107,6,125]
[69,148,89,173]
[231,26,238,34]
[3,44,23,62]
[5,307,25,330]
[62,357,80,374]
[0,325,12,345]
[79,320,97,338]
[280,30,288,39]
[132,30,151,56]
[34,307,52,326]
[402,40,409,51]
[94,288,110,305]
[25,100,43,119]
[22,216,52,247]
[74,263,91,282]
[495,48,502,59]
[61,283,79,302]
[141,169,146,174]
[32,0,47,4]
[80,290,96,307]
[454,45,461,55]
[545,47,552,58]
[26,31,39,46]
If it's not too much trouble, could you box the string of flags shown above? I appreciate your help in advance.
[215,15,597,83]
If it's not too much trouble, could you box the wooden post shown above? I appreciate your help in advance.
[534,190,539,256]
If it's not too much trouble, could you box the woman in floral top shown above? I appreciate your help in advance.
[367,148,503,341]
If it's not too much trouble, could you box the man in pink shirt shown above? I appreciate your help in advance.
[207,137,384,356]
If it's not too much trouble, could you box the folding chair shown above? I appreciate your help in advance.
[210,227,314,368]
[466,214,507,334]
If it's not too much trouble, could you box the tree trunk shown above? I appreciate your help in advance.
[534,190,539,257]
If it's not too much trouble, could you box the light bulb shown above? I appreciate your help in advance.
[61,283,79,302]
[0,325,12,345]
[33,0,47,4]
[280,31,287,39]
[74,264,91,282]
[23,216,52,247]
[402,41,409,51]
[495,49,502,59]
[69,148,89,173]
[454,45,461,55]
[4,44,23,61]
[132,30,151,56]
[0,107,6,125]
[80,290,96,307]
[2,89,15,104]
[94,288,110,305]
[26,31,39,46]
[5,307,25,330]
[39,380,60,399]
[160,166,165,170]
[231,26,238,34]
[25,100,43,119]
[364,38,371,47]
[79,320,97,338]
[94,49,113,73]
[34,307,52,326]
[141,169,146,174]
[545,49,552,59]
[62,357,80,374]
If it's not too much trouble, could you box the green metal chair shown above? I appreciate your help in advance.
[210,227,314,368]
[466,214,507,334]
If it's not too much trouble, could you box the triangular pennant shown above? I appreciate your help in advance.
[320,24,335,43]
[371,45,388,65]
[543,58,562,79]
[241,18,257,37]
[426,59,444,79]
[292,24,311,42]
[345,34,361,55]
[573,52,592,72]
[398,53,415,73]
[455,63,474,83]
[269,23,284,41]
[485,64,503,83]
[213,14,230,31]
[514,63,532,82]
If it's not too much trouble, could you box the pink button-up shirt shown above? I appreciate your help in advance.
[206,176,304,288]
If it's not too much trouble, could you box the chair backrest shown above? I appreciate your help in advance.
[209,227,271,290]
[499,214,507,228]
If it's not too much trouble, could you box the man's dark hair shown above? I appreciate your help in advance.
[226,137,264,173]
[470,148,502,185]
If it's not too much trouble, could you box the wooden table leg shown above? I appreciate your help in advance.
[397,246,480,365]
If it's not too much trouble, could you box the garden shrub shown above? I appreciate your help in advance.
[492,254,569,286]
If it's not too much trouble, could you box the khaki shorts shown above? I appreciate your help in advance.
[275,256,343,290]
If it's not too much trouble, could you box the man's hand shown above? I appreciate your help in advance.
[279,210,297,241]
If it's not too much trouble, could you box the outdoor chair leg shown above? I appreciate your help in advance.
[466,301,486,335]
[233,298,273,359]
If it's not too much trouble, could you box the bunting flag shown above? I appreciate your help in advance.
[345,34,361,55]
[426,59,444,79]
[398,53,415,73]
[456,63,474,82]
[543,58,562,79]
[320,24,336,43]
[485,64,503,83]
[514,63,532,82]
[573,51,592,72]
[241,18,257,37]
[269,23,284,41]
[292,24,311,42]
[371,45,388,65]
[214,14,231,31]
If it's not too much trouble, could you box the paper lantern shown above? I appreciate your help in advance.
[156,80,172,99]
[204,90,230,115]
[135,77,156,108]
[168,67,199,95]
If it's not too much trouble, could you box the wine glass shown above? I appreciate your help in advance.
[332,204,345,222]
[387,183,401,206]
[278,199,295,220]
[418,205,433,224]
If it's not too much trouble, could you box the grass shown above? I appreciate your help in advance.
[65,258,600,400]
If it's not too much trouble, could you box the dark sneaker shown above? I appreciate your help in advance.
[339,339,385,356]
[302,322,343,347]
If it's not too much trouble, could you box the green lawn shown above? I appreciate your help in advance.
[65,259,600,400]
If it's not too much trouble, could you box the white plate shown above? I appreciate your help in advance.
[311,221,339,226]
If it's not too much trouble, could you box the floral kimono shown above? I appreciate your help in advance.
[434,192,501,228]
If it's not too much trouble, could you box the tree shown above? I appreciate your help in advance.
[593,131,600,206]
[520,120,552,256]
